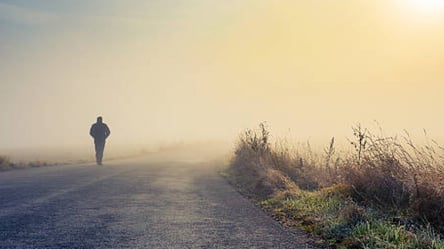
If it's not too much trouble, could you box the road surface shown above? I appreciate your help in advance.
[0,156,317,248]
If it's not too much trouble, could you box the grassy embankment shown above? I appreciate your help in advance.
[228,123,444,248]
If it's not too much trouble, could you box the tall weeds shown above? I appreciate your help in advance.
[229,123,444,232]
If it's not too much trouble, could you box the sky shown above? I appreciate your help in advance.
[1,0,444,149]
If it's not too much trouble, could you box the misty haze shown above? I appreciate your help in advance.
[1,1,444,248]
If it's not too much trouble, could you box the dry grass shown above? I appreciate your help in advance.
[343,126,444,229]
[0,155,12,170]
[0,155,53,171]
[229,123,444,247]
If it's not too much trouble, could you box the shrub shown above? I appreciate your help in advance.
[0,156,12,170]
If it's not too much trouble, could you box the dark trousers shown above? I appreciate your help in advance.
[94,140,106,164]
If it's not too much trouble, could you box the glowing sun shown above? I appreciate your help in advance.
[405,0,444,14]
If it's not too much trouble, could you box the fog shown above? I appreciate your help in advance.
[1,1,444,160]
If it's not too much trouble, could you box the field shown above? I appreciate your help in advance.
[228,123,444,248]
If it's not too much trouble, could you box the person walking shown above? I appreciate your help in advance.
[89,116,110,165]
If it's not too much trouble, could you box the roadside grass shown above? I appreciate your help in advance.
[228,123,444,249]
[0,155,54,171]
[0,155,12,170]
[262,186,444,248]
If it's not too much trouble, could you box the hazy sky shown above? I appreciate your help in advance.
[1,0,444,149]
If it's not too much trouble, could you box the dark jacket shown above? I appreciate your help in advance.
[90,123,110,141]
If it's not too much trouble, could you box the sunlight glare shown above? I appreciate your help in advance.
[405,0,444,14]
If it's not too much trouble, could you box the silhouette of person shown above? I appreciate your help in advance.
[89,116,110,165]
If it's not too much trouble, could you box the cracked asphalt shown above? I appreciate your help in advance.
[0,156,317,248]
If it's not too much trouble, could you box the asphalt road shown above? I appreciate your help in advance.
[0,156,317,249]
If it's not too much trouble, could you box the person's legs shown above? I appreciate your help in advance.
[94,140,105,165]
[94,142,100,164]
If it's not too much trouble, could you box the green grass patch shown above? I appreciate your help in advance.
[261,185,444,249]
